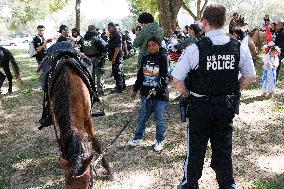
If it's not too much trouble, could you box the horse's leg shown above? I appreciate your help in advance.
[0,71,6,93]
[85,118,112,176]
[3,62,13,93]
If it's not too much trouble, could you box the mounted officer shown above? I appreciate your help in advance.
[172,4,256,189]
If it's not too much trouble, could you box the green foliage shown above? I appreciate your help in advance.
[253,177,284,189]
[128,0,158,17]
[48,0,70,12]
[1,0,70,34]
[5,0,47,32]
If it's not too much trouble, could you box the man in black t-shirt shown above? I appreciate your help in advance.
[33,25,51,65]
[57,24,70,42]
[107,22,126,93]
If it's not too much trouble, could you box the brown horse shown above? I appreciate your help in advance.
[48,57,111,189]
[249,28,267,52]
[0,46,22,93]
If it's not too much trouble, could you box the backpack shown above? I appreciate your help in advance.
[83,37,102,57]
[28,36,37,58]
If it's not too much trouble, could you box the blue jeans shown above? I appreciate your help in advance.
[133,96,168,142]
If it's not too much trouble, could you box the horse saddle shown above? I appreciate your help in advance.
[47,42,100,104]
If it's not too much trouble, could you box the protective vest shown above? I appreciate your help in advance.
[186,37,240,96]
[83,37,102,57]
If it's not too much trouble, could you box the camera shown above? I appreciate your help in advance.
[132,25,142,34]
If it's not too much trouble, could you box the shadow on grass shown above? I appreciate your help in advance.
[241,95,267,104]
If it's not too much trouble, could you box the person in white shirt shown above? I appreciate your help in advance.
[173,4,256,189]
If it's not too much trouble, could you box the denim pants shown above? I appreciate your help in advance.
[133,96,168,142]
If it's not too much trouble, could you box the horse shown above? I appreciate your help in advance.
[47,45,112,188]
[0,46,22,93]
[249,27,267,53]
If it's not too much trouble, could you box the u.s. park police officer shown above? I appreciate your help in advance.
[172,4,256,189]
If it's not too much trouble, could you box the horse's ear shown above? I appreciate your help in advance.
[60,158,69,169]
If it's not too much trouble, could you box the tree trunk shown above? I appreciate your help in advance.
[75,0,81,32]
[157,0,181,37]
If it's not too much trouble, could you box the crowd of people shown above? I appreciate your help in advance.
[29,3,284,189]
[229,13,284,98]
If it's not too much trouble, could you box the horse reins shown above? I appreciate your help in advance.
[92,92,154,168]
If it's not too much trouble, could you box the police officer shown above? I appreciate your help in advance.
[107,22,126,93]
[172,4,256,189]
[83,25,107,96]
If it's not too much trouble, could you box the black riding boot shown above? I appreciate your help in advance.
[38,93,53,129]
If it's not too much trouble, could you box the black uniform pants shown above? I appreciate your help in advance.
[181,95,236,189]
[112,58,125,90]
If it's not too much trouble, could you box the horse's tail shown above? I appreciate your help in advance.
[5,49,23,83]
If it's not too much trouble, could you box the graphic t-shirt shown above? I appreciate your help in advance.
[133,51,169,101]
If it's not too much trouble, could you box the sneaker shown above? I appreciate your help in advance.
[222,184,237,189]
[154,141,164,152]
[127,139,143,146]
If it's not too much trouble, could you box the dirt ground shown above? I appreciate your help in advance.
[0,49,283,189]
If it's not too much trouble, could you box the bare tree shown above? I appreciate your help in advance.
[155,0,209,37]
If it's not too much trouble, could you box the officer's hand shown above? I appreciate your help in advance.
[131,91,137,99]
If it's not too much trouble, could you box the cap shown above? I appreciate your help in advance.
[58,24,68,33]
[108,22,115,28]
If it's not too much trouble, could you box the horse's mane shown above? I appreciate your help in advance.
[51,59,85,176]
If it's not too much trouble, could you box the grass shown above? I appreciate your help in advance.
[1,48,284,189]
[254,176,284,189]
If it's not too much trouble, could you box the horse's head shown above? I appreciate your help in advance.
[235,15,248,28]
[60,155,94,189]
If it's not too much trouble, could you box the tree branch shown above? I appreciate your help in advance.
[180,0,197,20]
[200,0,208,14]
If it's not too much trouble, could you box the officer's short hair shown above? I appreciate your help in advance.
[88,25,96,31]
[138,12,154,24]
[37,25,45,30]
[202,4,226,28]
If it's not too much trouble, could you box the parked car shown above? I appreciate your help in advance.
[0,38,18,46]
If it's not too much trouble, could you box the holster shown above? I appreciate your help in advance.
[225,94,240,114]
